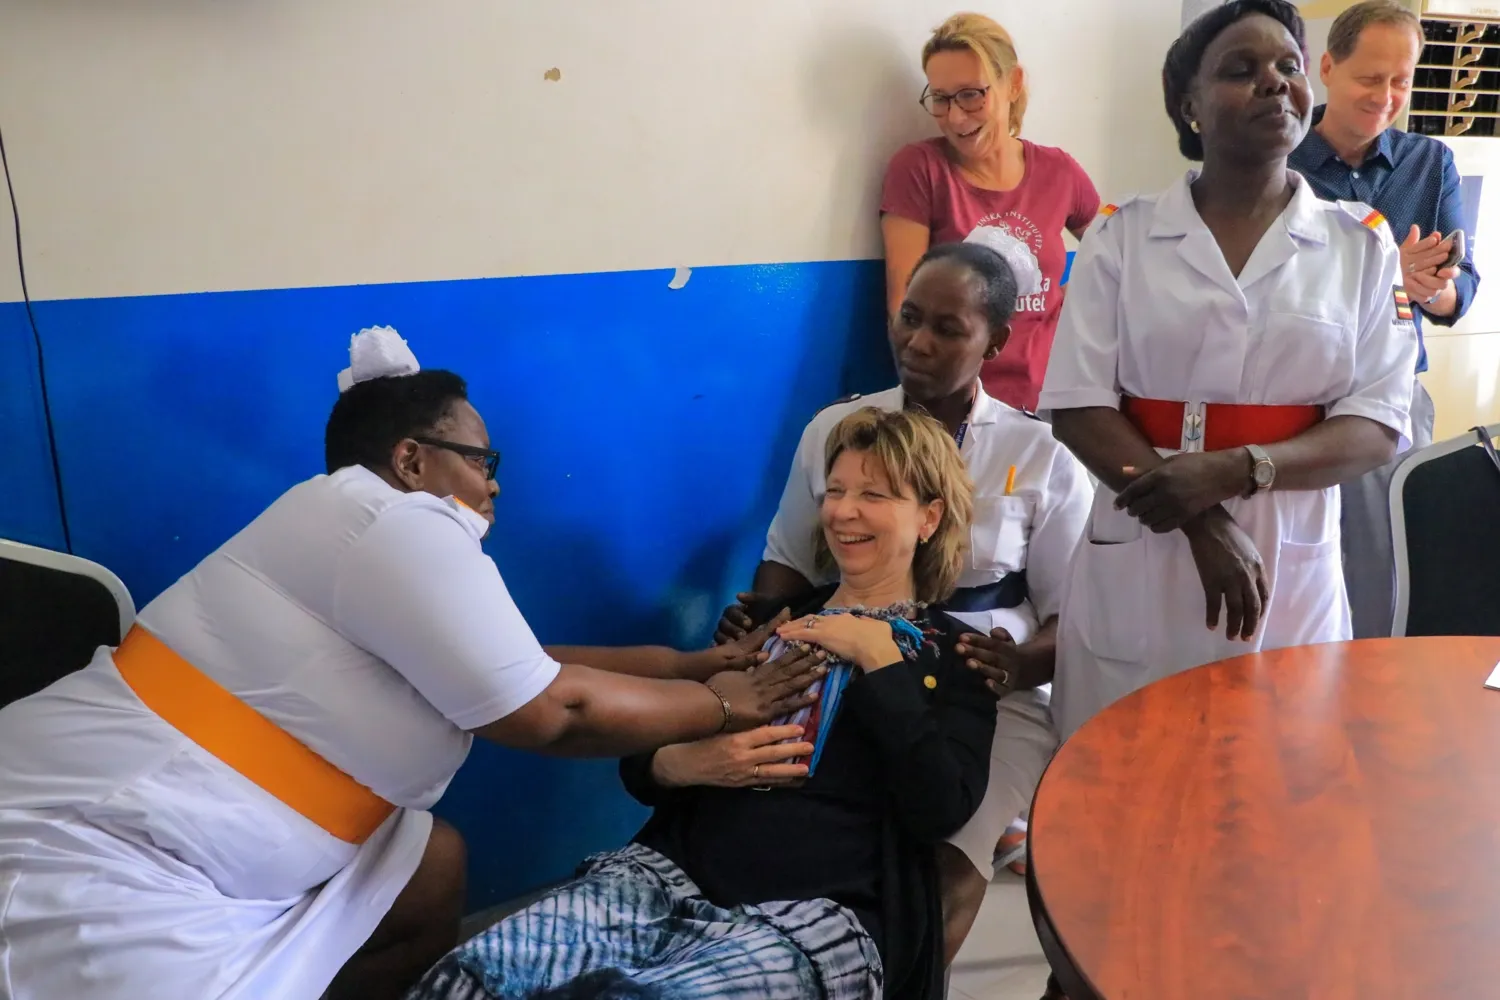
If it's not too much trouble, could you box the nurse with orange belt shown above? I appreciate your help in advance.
[0,328,822,1000]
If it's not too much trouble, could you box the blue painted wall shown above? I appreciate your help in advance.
[19,260,891,905]
[0,302,67,550]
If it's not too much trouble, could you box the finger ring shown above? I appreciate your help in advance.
[1407,263,1417,273]
[804,619,816,630]
[752,764,760,779]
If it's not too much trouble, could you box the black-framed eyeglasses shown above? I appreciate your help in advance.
[413,437,500,481]
[919,85,989,116]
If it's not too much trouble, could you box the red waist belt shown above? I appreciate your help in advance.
[1122,397,1323,452]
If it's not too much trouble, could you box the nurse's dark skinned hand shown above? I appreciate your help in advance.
[709,643,827,730]
[713,592,774,645]
[1114,452,1243,533]
[956,628,1034,697]
[685,609,791,681]
[1184,508,1268,641]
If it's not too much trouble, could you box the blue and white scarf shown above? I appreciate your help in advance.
[767,605,926,776]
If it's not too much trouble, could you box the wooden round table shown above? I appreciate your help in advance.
[1027,637,1500,1000]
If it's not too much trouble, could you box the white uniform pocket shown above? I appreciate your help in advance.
[1076,536,1148,664]
[1073,491,1147,663]
[970,494,1033,573]
[1086,485,1142,546]
[1264,536,1349,648]
[1254,312,1355,392]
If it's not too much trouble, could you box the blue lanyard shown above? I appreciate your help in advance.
[954,422,969,449]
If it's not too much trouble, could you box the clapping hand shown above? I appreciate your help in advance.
[1400,225,1460,306]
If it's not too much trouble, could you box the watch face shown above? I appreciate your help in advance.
[1254,463,1275,487]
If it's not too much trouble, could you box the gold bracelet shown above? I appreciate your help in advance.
[702,680,733,734]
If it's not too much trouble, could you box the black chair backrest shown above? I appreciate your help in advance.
[1397,431,1500,637]
[0,555,123,708]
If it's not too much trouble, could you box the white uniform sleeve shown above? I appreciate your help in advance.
[333,502,561,731]
[1025,448,1093,622]
[1037,217,1125,414]
[1327,236,1418,450]
[761,418,833,583]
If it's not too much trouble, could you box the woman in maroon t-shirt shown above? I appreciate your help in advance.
[882,12,1101,413]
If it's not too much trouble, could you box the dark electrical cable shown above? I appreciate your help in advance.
[1,122,73,552]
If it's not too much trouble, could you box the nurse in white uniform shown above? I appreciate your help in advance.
[1038,0,1418,742]
[0,329,824,1000]
[708,231,1092,961]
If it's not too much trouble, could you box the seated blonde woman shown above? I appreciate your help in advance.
[409,408,997,1000]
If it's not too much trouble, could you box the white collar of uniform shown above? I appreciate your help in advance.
[441,495,493,540]
[966,383,1004,426]
[895,381,1001,427]
[1149,168,1329,246]
[341,465,493,540]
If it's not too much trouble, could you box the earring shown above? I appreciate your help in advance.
[1190,120,1201,133]
[984,347,998,360]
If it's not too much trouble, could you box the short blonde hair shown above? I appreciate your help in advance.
[1327,0,1422,62]
[813,407,974,605]
[922,12,1028,136]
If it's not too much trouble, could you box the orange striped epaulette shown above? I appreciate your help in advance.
[1093,196,1140,225]
[1086,198,1135,236]
[1336,201,1394,245]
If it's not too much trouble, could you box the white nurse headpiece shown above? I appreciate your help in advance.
[337,325,421,392]
[963,226,1043,297]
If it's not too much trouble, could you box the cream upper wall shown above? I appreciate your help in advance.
[0,0,1186,302]
[0,137,19,301]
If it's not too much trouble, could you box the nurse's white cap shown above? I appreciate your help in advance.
[336,325,421,392]
[963,226,1044,297]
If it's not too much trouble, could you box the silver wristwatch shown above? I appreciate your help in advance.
[1245,444,1275,496]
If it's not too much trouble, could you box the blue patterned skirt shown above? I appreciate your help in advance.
[405,843,883,1000]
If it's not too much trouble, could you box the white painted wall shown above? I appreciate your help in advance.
[0,0,1187,302]
[0,138,20,301]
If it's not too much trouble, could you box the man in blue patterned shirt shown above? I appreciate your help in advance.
[1290,0,1481,639]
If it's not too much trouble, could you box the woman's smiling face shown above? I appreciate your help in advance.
[820,449,942,583]
[924,47,1017,160]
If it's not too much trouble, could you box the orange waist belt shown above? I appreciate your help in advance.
[1122,396,1323,452]
[113,625,396,845]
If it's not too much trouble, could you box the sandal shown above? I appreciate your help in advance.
[995,823,1028,876]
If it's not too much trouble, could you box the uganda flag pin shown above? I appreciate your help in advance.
[1393,287,1414,322]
